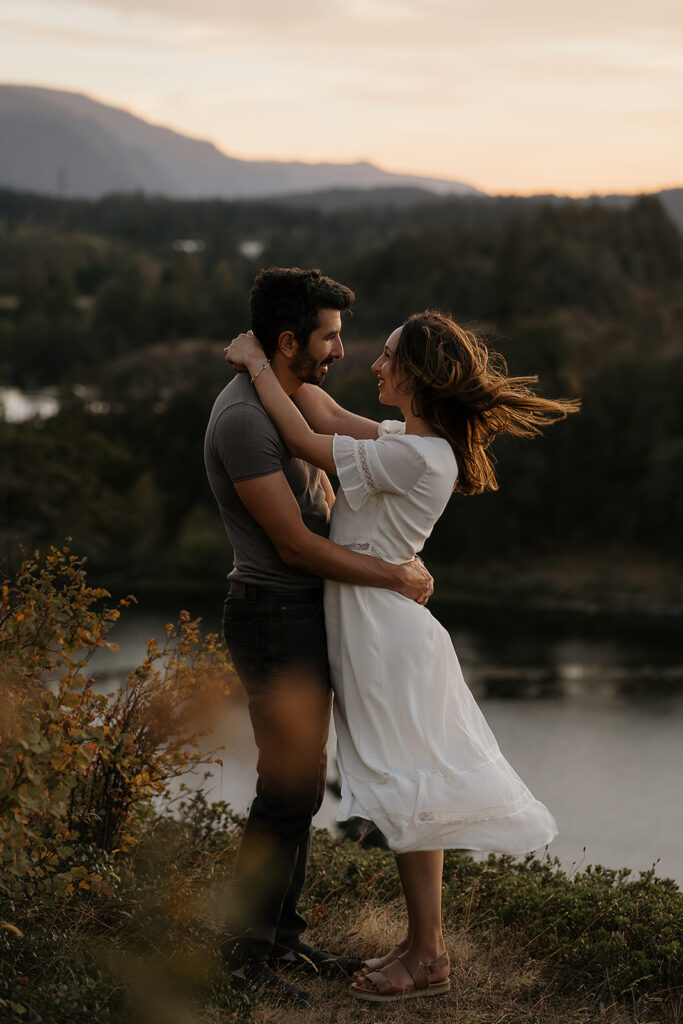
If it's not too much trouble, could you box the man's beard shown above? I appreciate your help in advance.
[291,347,332,386]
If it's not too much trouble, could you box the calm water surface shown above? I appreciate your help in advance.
[91,595,683,887]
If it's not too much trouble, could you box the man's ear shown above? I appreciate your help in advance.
[277,330,298,358]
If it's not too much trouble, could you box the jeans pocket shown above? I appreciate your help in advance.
[266,602,328,671]
[274,601,325,629]
[223,603,261,650]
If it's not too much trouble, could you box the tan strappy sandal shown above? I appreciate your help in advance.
[350,949,450,1002]
[355,938,410,979]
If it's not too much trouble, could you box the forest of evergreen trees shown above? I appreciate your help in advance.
[0,187,681,591]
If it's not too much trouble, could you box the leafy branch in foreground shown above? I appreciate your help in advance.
[0,544,232,895]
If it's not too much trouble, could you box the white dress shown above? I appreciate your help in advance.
[324,420,557,855]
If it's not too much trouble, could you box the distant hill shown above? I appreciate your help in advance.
[277,186,683,231]
[567,187,683,232]
[652,188,683,232]
[0,84,482,201]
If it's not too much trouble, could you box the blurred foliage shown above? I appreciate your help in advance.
[0,545,230,893]
[0,188,682,585]
[1,807,681,1021]
[0,794,250,1024]
[0,549,679,1019]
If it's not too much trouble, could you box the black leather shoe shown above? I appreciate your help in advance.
[271,941,363,979]
[230,960,313,1008]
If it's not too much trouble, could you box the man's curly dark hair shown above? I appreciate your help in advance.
[249,267,355,358]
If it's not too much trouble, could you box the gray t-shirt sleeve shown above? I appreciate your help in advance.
[211,402,284,482]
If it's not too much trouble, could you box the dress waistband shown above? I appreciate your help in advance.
[341,541,416,563]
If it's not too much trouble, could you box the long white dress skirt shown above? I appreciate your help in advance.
[325,583,557,854]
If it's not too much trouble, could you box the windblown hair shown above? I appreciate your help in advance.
[249,266,355,357]
[395,311,580,495]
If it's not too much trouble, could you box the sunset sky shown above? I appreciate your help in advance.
[2,0,681,195]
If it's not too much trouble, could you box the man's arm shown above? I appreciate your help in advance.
[319,471,336,510]
[234,472,432,602]
[292,385,381,440]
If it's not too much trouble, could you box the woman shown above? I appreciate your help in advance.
[226,311,578,1002]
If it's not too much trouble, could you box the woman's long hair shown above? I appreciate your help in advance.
[395,311,580,495]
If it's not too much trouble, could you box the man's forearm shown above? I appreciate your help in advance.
[282,531,403,590]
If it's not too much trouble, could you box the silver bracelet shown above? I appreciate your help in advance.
[250,358,270,383]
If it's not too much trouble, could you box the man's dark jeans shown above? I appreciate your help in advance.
[221,581,331,966]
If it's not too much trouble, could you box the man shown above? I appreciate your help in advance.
[204,267,432,1006]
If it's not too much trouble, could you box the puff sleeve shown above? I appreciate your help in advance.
[378,419,406,437]
[332,433,428,511]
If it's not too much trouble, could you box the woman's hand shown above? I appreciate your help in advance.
[225,331,267,377]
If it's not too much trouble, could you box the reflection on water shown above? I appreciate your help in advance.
[0,386,59,422]
[91,595,683,887]
[482,694,682,886]
[464,655,683,703]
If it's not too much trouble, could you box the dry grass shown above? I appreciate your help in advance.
[235,900,678,1024]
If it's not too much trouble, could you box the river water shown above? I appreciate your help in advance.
[91,594,683,887]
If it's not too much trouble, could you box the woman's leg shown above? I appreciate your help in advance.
[397,850,447,965]
[356,850,449,991]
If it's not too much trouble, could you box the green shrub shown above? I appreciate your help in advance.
[300,832,683,1000]
[441,854,683,999]
[0,796,247,1024]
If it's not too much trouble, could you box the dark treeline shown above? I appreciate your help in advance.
[0,188,681,589]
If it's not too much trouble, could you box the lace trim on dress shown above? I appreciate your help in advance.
[342,541,384,558]
[356,440,376,491]
[345,789,536,827]
[411,792,534,825]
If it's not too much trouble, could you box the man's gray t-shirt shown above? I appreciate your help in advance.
[204,372,330,589]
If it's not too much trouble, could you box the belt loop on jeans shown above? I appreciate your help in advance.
[230,581,251,601]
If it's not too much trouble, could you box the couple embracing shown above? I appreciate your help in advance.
[204,266,576,1007]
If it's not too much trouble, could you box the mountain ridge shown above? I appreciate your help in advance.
[0,84,482,200]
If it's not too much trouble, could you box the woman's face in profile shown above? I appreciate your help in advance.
[371,326,406,407]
